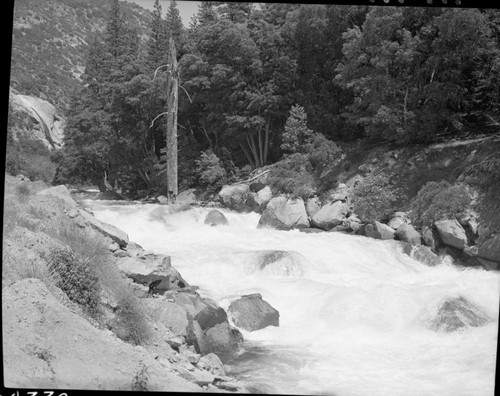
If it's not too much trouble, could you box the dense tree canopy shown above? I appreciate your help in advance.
[54,1,500,196]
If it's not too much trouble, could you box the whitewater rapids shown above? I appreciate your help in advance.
[86,201,499,396]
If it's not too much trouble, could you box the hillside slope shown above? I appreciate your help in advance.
[10,0,152,111]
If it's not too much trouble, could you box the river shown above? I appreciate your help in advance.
[85,200,499,396]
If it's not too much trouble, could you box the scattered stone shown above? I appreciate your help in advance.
[204,210,229,226]
[117,253,172,285]
[311,201,347,231]
[395,223,421,246]
[157,195,169,204]
[67,208,79,218]
[435,218,468,250]
[257,196,310,230]
[109,241,120,252]
[430,296,490,332]
[228,293,279,332]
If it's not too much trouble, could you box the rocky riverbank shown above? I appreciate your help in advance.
[2,174,253,392]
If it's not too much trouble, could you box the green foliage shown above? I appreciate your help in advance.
[281,105,315,154]
[409,181,472,227]
[351,173,402,223]
[196,150,227,186]
[48,247,101,316]
[306,134,342,171]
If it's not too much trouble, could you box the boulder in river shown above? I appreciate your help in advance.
[435,218,468,250]
[305,197,321,218]
[202,321,244,361]
[365,221,395,240]
[311,201,347,231]
[422,225,438,251]
[258,196,309,230]
[218,184,250,212]
[254,250,307,277]
[228,293,279,332]
[246,186,272,213]
[395,223,421,246]
[402,243,441,266]
[204,210,228,226]
[430,296,490,332]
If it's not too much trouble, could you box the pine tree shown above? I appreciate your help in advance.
[165,0,185,55]
[146,0,168,70]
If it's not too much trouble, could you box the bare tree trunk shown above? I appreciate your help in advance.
[240,143,256,168]
[247,135,261,168]
[257,127,263,167]
[263,115,270,165]
[166,38,178,204]
[403,85,409,128]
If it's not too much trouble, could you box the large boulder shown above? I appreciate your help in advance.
[228,293,279,332]
[387,216,405,230]
[202,321,244,361]
[477,234,500,264]
[402,243,441,266]
[395,223,421,246]
[435,218,468,250]
[148,300,191,336]
[194,298,228,331]
[310,201,347,231]
[365,221,395,240]
[204,210,228,226]
[218,184,250,212]
[422,225,438,250]
[430,296,490,332]
[245,186,272,213]
[257,196,309,230]
[176,189,198,205]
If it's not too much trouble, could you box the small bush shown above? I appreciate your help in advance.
[196,150,227,186]
[131,363,150,391]
[268,153,316,199]
[410,181,471,227]
[351,172,402,223]
[16,183,31,197]
[306,134,342,172]
[113,289,151,346]
[47,247,101,317]
[281,105,314,154]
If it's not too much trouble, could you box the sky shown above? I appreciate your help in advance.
[124,0,200,26]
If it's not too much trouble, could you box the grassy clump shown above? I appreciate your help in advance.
[409,181,471,227]
[113,288,152,346]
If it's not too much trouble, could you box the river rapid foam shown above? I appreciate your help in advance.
[86,201,499,396]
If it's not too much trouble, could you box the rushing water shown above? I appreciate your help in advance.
[86,201,499,396]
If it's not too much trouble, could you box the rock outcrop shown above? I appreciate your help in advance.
[228,293,280,332]
[395,223,421,246]
[478,234,500,264]
[365,221,395,240]
[257,196,309,230]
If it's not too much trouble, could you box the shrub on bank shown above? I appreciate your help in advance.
[113,289,152,346]
[268,153,317,199]
[351,172,402,223]
[409,181,471,227]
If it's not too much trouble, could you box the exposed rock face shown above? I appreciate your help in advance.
[395,223,421,246]
[218,184,250,212]
[9,90,65,150]
[228,293,279,332]
[258,196,309,230]
[478,234,500,264]
[2,279,202,391]
[204,210,228,226]
[430,296,490,332]
[311,201,347,231]
[254,250,307,277]
[79,209,129,248]
[365,221,395,240]
[196,353,225,376]
[435,219,468,250]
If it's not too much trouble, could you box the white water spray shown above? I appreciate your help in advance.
[87,201,499,396]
